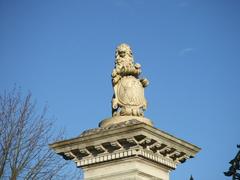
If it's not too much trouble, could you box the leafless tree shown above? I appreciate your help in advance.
[0,88,82,180]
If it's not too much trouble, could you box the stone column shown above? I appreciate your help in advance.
[50,120,200,180]
[50,44,200,179]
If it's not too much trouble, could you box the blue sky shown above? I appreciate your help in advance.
[1,0,240,179]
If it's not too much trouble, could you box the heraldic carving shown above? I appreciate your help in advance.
[112,44,149,117]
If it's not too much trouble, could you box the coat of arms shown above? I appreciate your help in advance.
[111,44,149,117]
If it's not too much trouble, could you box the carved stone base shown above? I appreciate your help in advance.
[99,116,153,127]
[50,120,200,180]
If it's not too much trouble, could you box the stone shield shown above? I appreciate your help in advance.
[117,76,145,107]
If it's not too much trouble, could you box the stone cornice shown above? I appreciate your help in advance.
[50,120,200,170]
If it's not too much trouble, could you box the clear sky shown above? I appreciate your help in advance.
[1,0,240,179]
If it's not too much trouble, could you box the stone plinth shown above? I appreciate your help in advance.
[50,120,200,180]
[99,116,153,127]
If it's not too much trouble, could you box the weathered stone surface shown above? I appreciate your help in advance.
[99,116,153,127]
[111,44,149,117]
[50,122,200,179]
[49,44,201,179]
[83,157,169,180]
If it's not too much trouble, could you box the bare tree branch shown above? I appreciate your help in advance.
[0,88,82,180]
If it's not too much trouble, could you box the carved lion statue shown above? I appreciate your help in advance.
[111,43,149,117]
[112,44,142,85]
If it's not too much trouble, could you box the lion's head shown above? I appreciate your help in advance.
[115,43,133,61]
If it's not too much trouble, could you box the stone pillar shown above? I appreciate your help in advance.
[50,120,200,180]
[83,157,170,180]
[49,44,200,179]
